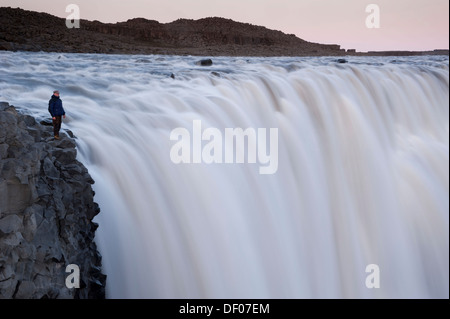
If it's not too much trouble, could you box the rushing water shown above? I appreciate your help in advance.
[0,52,448,298]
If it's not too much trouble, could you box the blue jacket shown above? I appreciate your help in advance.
[48,95,65,117]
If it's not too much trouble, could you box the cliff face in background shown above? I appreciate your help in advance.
[1,7,448,57]
[0,7,347,56]
[0,102,105,299]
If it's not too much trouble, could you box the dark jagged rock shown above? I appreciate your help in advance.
[0,102,106,299]
[196,59,213,66]
[336,59,348,64]
[39,119,53,127]
[65,130,75,139]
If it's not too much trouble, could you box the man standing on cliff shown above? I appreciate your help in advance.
[48,90,66,140]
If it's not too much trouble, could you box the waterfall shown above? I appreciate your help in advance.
[0,52,448,298]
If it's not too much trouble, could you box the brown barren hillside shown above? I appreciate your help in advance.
[0,7,448,56]
[0,6,344,56]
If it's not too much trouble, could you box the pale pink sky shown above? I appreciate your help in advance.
[1,0,448,51]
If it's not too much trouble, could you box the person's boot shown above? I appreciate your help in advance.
[54,135,60,140]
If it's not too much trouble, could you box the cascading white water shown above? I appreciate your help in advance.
[0,52,448,298]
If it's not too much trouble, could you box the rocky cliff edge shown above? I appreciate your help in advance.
[0,102,106,299]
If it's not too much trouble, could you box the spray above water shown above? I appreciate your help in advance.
[0,52,448,298]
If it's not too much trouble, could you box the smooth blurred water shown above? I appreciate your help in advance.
[0,52,448,298]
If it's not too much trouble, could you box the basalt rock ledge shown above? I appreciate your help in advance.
[0,102,106,299]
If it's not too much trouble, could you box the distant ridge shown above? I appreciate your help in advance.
[0,7,448,56]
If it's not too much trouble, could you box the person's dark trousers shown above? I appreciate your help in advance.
[53,116,62,137]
